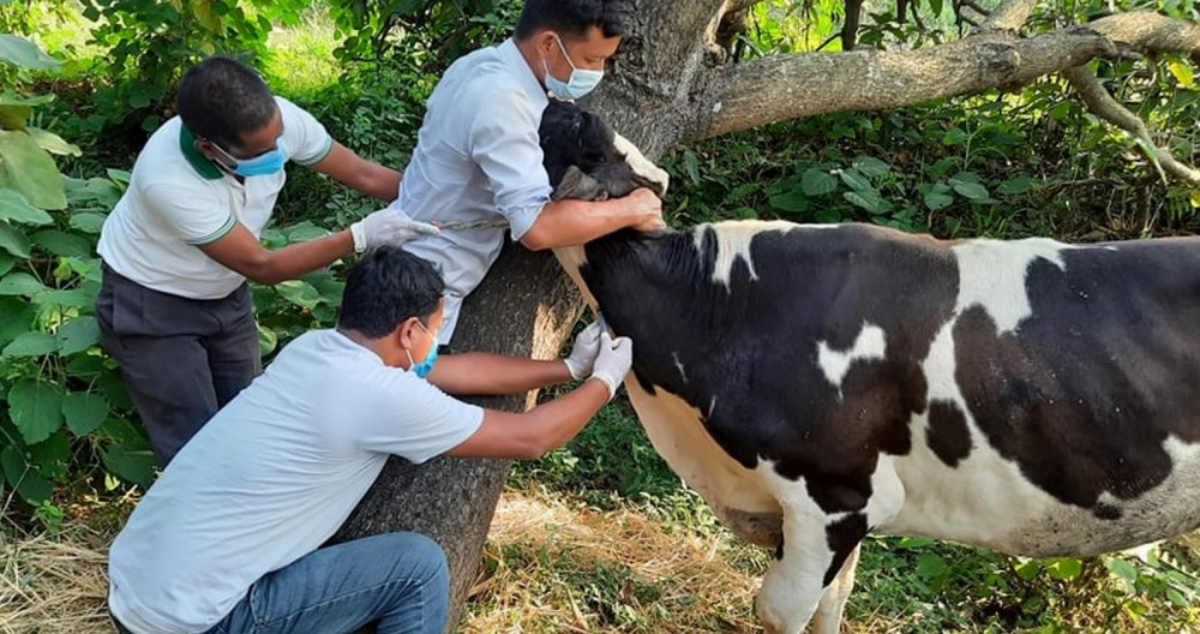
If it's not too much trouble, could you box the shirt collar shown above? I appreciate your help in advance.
[498,38,550,111]
[179,124,225,180]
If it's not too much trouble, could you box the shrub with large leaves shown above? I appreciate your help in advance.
[1,32,155,510]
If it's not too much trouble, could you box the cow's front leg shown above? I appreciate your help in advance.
[757,500,866,634]
[809,544,860,634]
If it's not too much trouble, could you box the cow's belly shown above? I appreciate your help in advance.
[625,377,783,547]
[887,417,1200,557]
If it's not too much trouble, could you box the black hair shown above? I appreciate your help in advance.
[176,56,278,151]
[337,246,445,338]
[514,0,632,41]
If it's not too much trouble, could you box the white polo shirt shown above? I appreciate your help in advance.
[97,97,334,300]
[107,329,485,634]
[399,38,554,344]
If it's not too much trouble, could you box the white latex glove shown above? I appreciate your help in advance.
[563,321,604,380]
[350,207,440,252]
[588,332,633,401]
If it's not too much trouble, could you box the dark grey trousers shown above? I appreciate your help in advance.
[96,264,262,467]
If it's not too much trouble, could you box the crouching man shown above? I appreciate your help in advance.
[107,245,631,634]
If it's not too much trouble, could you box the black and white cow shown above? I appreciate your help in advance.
[540,101,1200,634]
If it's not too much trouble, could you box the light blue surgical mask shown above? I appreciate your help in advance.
[213,137,288,177]
[406,320,440,379]
[543,33,604,101]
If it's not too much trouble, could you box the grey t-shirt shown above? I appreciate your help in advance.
[107,329,483,634]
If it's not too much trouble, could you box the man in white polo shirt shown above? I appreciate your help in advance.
[96,56,436,466]
[108,246,633,634]
[399,0,665,347]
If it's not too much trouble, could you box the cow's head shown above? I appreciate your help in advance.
[539,99,670,202]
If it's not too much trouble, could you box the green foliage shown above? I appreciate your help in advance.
[328,0,522,70]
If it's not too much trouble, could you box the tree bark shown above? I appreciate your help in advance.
[331,242,583,632]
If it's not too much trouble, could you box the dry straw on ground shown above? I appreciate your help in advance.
[1,490,766,634]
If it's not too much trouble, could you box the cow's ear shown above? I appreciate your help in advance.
[553,165,608,201]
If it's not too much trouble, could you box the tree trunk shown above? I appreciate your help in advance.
[330,242,583,632]
[332,1,1200,631]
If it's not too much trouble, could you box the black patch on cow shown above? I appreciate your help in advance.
[952,238,1200,513]
[824,513,868,586]
[927,399,972,467]
[579,224,960,515]
[774,536,785,560]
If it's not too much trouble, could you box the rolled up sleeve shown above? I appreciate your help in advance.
[469,86,553,241]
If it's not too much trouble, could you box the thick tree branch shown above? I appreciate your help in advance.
[976,0,1034,32]
[1064,65,1200,188]
[692,26,1115,142]
[1088,11,1200,53]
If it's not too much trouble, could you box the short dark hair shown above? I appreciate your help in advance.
[176,56,278,151]
[338,246,445,338]
[515,0,632,41]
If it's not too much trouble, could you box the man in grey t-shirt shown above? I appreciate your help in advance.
[107,246,632,634]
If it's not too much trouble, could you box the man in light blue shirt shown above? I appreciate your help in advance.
[399,0,666,344]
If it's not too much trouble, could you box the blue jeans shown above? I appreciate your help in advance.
[194,532,448,634]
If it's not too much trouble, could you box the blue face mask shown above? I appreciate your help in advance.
[214,137,287,177]
[407,321,440,379]
[543,33,604,101]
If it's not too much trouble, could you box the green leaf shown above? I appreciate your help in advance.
[284,222,330,243]
[768,191,809,214]
[62,392,110,436]
[915,553,949,580]
[58,316,100,355]
[0,34,61,71]
[997,175,1033,195]
[1,444,54,504]
[843,189,892,215]
[1014,559,1042,580]
[0,130,67,210]
[28,431,70,479]
[0,296,34,347]
[923,191,954,211]
[0,251,11,276]
[942,128,969,146]
[258,324,279,357]
[0,221,31,258]
[69,213,108,234]
[0,188,54,225]
[2,331,59,357]
[1047,558,1083,581]
[31,230,92,257]
[103,442,157,487]
[276,279,321,309]
[852,156,891,178]
[27,127,81,157]
[838,168,873,192]
[1168,58,1194,87]
[0,271,46,295]
[800,169,838,196]
[0,103,32,130]
[1106,558,1140,586]
[8,380,66,445]
[951,181,990,201]
[34,288,95,308]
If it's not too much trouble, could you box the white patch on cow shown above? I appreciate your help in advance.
[816,322,887,396]
[696,220,797,287]
[671,352,689,384]
[951,237,1078,334]
[612,132,670,197]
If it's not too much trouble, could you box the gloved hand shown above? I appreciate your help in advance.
[350,206,440,253]
[588,332,633,401]
[563,321,603,380]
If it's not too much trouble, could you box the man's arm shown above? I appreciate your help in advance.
[446,380,611,459]
[428,352,572,396]
[200,222,354,285]
[445,331,631,460]
[310,141,403,202]
[518,188,666,251]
